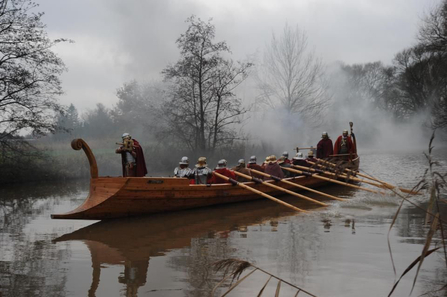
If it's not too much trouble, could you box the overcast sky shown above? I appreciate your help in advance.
[36,0,441,114]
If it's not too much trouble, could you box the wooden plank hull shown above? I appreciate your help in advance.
[51,175,328,220]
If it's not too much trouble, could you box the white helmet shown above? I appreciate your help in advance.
[322,132,328,138]
[282,151,289,158]
[179,156,189,165]
[217,159,227,168]
[238,159,245,166]
[293,152,304,160]
[122,132,131,139]
[249,156,257,164]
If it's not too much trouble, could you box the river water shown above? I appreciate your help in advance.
[0,150,446,297]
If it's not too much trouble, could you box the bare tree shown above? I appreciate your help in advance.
[111,80,165,139]
[162,16,252,153]
[256,24,328,122]
[0,0,68,145]
[418,0,447,55]
[417,0,447,129]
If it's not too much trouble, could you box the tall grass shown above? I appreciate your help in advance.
[387,131,447,296]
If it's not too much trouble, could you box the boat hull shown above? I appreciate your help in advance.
[51,175,331,220]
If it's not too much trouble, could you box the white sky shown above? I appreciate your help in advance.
[36,0,441,114]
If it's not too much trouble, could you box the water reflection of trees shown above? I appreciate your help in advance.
[0,180,86,227]
[163,201,325,296]
[0,181,85,296]
[168,237,234,297]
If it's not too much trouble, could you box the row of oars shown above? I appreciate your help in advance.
[213,158,418,213]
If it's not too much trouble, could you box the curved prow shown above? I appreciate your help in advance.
[72,138,98,179]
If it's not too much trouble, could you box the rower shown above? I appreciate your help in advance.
[247,155,264,172]
[282,151,291,164]
[292,152,309,167]
[231,159,252,182]
[193,157,212,184]
[278,156,292,178]
[210,159,236,184]
[306,150,317,163]
[261,155,271,169]
[264,155,284,179]
[174,156,194,180]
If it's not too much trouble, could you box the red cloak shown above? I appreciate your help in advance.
[264,163,285,179]
[119,139,147,177]
[210,168,236,184]
[247,163,264,172]
[316,138,334,158]
[333,136,354,155]
[132,139,147,177]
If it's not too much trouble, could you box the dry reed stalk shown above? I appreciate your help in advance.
[212,258,318,297]
[387,131,447,296]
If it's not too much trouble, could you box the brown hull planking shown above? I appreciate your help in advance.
[51,156,359,220]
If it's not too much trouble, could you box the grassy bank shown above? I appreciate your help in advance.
[0,137,249,185]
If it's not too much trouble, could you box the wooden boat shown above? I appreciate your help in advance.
[51,139,360,220]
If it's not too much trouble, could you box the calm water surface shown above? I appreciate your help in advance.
[1,150,446,297]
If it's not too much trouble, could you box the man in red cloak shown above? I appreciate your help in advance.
[116,133,147,177]
[333,130,355,155]
[316,132,333,159]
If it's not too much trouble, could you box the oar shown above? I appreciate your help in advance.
[282,167,384,194]
[309,159,394,186]
[212,172,308,212]
[294,147,314,151]
[309,160,419,195]
[329,153,354,157]
[250,169,347,202]
[233,171,328,206]
[292,164,391,190]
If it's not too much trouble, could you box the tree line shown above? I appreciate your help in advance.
[1,0,447,183]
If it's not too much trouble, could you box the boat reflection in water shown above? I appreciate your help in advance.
[53,195,332,296]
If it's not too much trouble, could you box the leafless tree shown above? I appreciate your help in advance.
[0,0,68,146]
[418,0,447,55]
[256,24,328,123]
[417,0,447,128]
[162,16,253,153]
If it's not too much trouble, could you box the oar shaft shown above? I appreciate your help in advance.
[212,172,307,212]
[282,167,382,194]
[293,164,385,188]
[309,160,419,195]
[329,153,354,157]
[250,169,346,202]
[233,171,327,207]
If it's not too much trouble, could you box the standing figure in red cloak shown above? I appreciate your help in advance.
[333,130,355,156]
[116,133,148,177]
[316,132,333,159]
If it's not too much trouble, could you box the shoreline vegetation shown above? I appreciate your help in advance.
[1,135,447,186]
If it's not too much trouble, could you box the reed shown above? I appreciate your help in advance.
[212,258,318,297]
[387,131,447,296]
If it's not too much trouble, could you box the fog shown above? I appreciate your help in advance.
[4,0,441,181]
[36,0,440,113]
